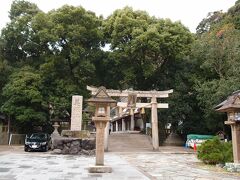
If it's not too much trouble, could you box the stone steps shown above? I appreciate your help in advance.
[108,132,153,152]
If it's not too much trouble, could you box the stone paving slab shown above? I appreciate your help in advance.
[0,146,240,180]
[118,152,240,180]
[0,152,149,180]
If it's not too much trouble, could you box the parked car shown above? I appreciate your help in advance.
[24,133,52,152]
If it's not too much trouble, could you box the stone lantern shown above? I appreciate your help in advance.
[216,90,240,163]
[86,86,116,173]
[51,117,62,137]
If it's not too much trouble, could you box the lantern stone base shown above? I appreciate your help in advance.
[52,122,60,137]
[224,163,240,172]
[88,165,112,173]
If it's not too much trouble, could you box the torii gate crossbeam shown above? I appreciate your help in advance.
[87,86,173,98]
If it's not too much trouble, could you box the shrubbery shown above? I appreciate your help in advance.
[197,137,233,164]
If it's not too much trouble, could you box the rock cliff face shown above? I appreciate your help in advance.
[52,137,96,155]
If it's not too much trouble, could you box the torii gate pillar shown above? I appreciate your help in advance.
[151,96,159,150]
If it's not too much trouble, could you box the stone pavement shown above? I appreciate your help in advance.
[0,146,240,180]
[118,152,240,180]
[0,150,147,180]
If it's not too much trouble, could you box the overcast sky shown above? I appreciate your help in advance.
[0,0,237,32]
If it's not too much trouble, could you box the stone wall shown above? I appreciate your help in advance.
[52,137,95,155]
[61,130,90,139]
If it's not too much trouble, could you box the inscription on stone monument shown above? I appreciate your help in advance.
[71,96,83,131]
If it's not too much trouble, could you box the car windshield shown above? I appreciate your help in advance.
[29,133,47,140]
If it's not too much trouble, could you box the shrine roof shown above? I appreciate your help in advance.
[216,90,240,112]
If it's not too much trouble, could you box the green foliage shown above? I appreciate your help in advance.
[196,11,224,35]
[228,1,240,29]
[104,7,193,89]
[222,140,234,163]
[0,59,12,109]
[9,0,40,20]
[36,5,103,118]
[1,66,47,132]
[197,137,233,164]
[192,13,240,132]
[164,58,207,134]
[103,7,196,135]
[0,0,42,67]
[0,1,106,132]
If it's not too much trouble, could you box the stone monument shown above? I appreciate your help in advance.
[71,95,83,131]
[61,95,90,138]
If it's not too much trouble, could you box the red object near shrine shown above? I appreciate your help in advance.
[193,143,197,151]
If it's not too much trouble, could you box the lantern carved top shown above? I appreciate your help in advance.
[86,86,116,107]
[216,90,240,113]
[86,86,116,120]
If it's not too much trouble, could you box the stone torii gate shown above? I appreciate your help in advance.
[87,86,173,151]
